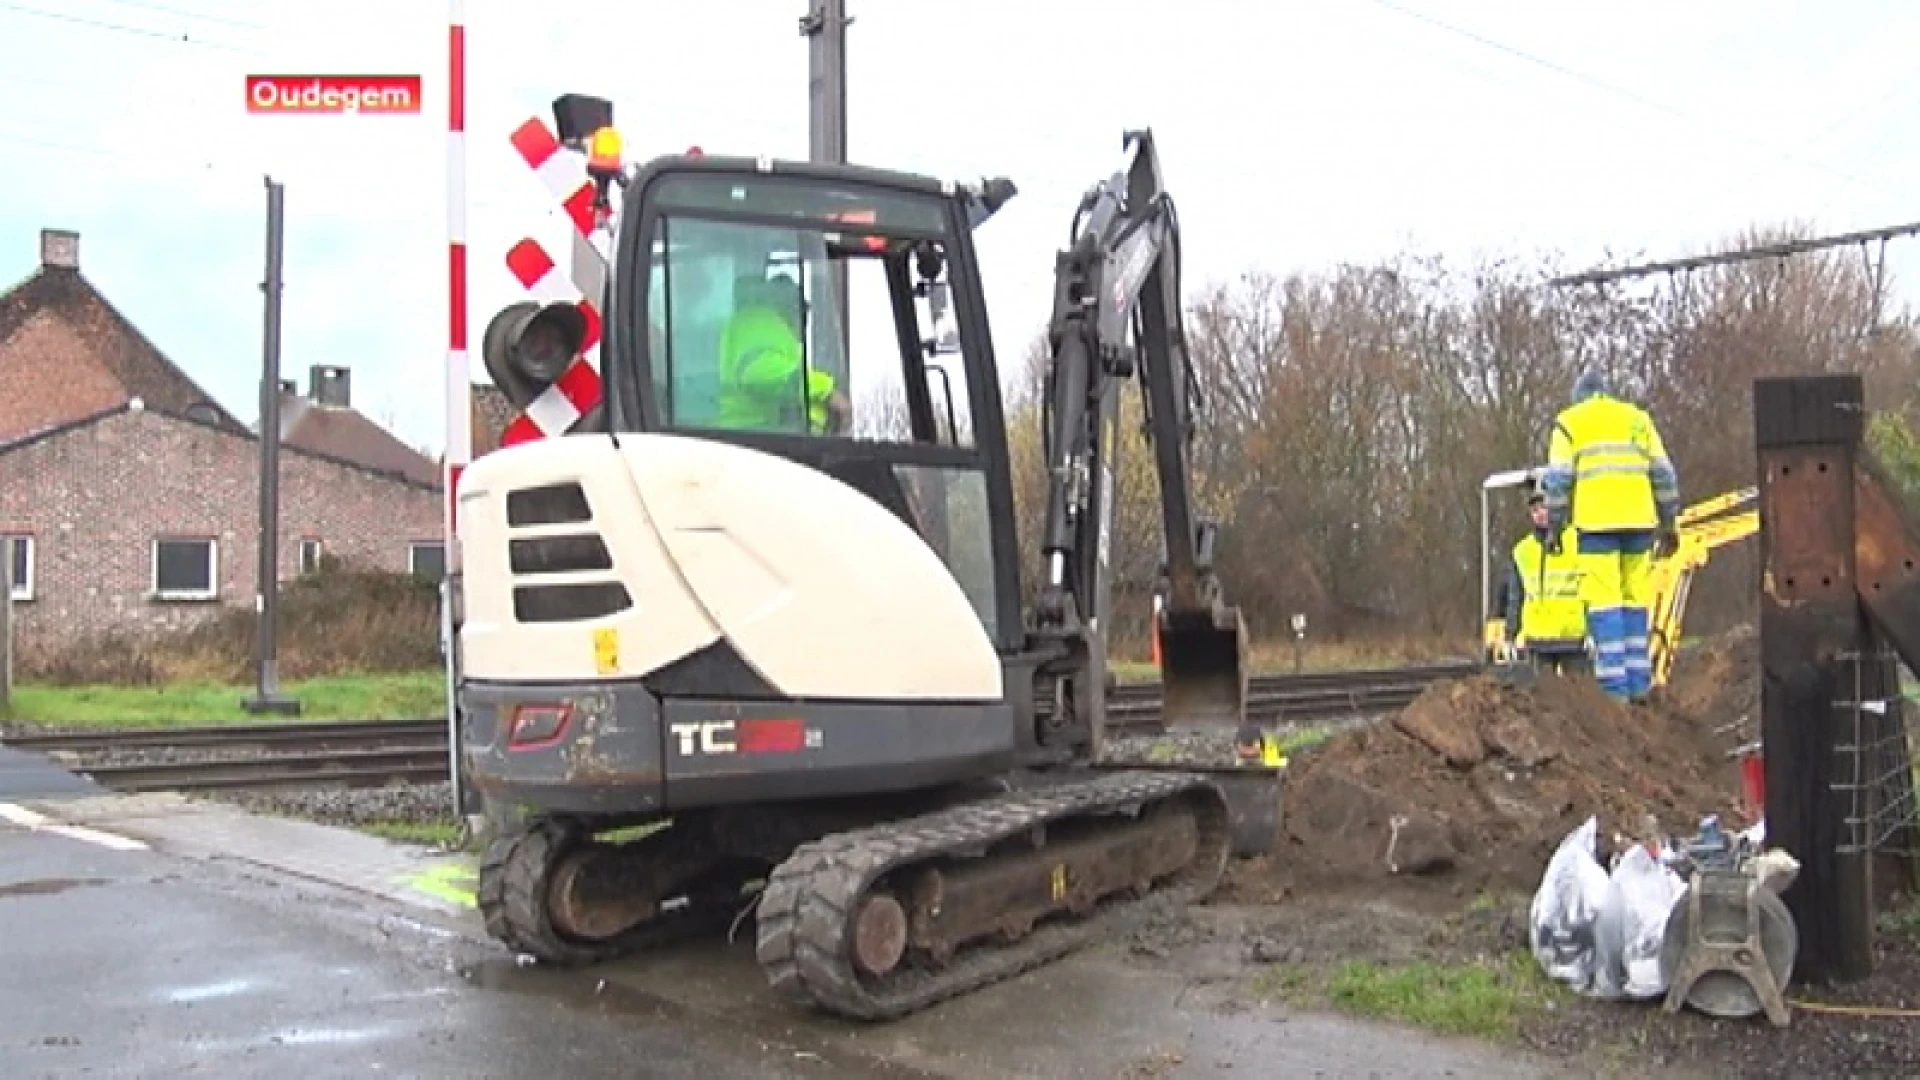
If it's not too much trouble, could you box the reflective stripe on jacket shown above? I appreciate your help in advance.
[1542,394,1679,532]
[1512,527,1587,642]
[716,306,835,432]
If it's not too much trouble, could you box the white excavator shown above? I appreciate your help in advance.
[449,94,1275,1021]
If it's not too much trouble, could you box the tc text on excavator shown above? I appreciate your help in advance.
[451,95,1270,1021]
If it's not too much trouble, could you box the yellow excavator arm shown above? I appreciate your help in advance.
[1646,487,1759,688]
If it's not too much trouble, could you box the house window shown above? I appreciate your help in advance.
[4,534,32,602]
[409,541,447,582]
[298,538,324,576]
[153,537,218,600]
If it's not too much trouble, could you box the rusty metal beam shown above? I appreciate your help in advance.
[1853,456,1920,654]
[1852,456,1920,899]
[1754,373,1876,984]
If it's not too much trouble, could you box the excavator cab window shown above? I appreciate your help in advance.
[619,168,1014,646]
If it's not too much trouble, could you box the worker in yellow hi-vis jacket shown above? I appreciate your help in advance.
[1540,369,1680,704]
[1500,482,1589,675]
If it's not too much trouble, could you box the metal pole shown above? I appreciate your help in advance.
[1,537,13,718]
[1479,487,1491,642]
[446,0,476,834]
[801,0,851,356]
[244,176,299,716]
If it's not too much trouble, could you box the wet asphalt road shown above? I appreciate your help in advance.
[0,790,1587,1079]
[0,822,876,1080]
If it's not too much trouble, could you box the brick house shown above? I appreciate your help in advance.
[0,228,445,654]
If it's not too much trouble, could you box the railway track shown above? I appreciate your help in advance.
[0,662,1474,794]
[71,747,451,793]
[2,719,447,754]
[0,719,451,795]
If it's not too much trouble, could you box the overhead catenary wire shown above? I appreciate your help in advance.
[93,0,263,30]
[0,0,256,50]
[1367,0,1889,201]
[1548,218,1920,288]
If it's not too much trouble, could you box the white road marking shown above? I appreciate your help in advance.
[0,802,150,851]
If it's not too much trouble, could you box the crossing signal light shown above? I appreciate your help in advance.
[483,301,588,409]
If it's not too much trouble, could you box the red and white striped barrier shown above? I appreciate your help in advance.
[444,0,470,539]
[509,118,608,250]
[498,116,615,445]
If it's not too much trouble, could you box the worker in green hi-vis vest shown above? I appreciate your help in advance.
[715,274,849,435]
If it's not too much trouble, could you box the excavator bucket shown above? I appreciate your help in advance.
[1157,605,1249,730]
[1146,603,1278,858]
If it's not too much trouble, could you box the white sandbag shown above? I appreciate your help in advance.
[1752,848,1801,896]
[1530,816,1612,993]
[1592,844,1688,1000]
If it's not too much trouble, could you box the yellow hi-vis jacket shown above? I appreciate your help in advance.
[717,306,837,433]
[1544,394,1679,533]
[1513,528,1587,643]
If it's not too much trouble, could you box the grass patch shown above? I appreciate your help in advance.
[1277,725,1335,754]
[1323,953,1553,1041]
[4,671,446,728]
[362,820,463,849]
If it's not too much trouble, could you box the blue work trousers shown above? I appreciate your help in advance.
[1576,529,1655,701]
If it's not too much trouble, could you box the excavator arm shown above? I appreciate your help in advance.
[1031,129,1247,747]
[1647,487,1760,688]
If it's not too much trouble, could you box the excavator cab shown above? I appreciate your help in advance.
[616,163,1022,645]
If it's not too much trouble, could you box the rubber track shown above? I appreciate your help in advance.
[477,821,738,965]
[754,770,1231,1020]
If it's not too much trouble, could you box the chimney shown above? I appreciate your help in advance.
[278,378,297,397]
[309,364,351,409]
[40,229,79,270]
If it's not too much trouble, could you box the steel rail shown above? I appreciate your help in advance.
[72,746,451,794]
[12,662,1475,792]
[3,719,446,754]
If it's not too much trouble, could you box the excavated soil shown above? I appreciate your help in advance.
[1117,627,1920,1077]
[1221,661,1750,909]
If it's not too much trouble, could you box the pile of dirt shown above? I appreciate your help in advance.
[1663,624,1760,740]
[1231,669,1749,904]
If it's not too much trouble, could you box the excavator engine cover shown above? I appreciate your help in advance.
[1157,605,1250,730]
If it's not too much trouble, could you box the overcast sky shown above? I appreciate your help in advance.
[3,0,1917,454]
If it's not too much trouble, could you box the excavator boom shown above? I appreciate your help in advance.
[1648,488,1759,687]
[1032,130,1247,739]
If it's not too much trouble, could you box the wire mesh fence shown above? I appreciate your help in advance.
[1833,648,1920,858]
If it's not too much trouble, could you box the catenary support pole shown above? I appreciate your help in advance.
[243,177,298,716]
[801,0,851,355]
